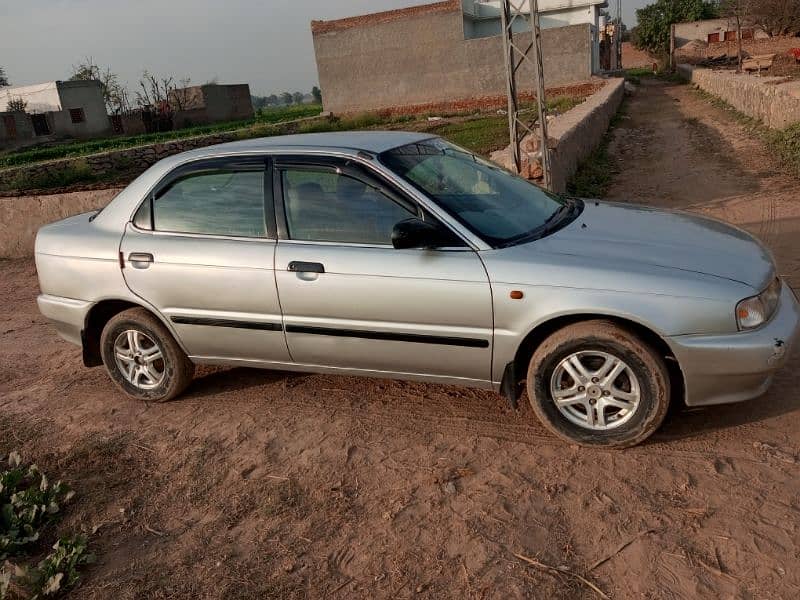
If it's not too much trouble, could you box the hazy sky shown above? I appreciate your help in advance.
[1,0,649,96]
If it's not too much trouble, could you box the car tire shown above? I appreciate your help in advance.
[527,320,670,448]
[100,307,195,402]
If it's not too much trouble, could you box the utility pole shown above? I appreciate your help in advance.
[500,0,551,190]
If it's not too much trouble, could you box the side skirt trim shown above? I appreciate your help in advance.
[171,316,283,331]
[285,324,489,348]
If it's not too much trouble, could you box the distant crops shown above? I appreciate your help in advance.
[0,104,323,169]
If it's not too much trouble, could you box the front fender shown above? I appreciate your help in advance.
[490,283,734,384]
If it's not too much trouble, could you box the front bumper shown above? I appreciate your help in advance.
[37,294,92,348]
[668,282,800,406]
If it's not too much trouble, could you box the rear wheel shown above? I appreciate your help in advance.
[100,308,194,402]
[526,320,670,448]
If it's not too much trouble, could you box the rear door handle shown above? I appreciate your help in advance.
[129,252,154,269]
[288,261,325,274]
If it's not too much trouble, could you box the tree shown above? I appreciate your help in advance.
[136,70,180,111]
[311,86,322,104]
[292,91,304,105]
[280,92,293,105]
[70,58,130,114]
[7,96,27,112]
[169,77,194,110]
[635,0,720,54]
[750,0,800,36]
[267,94,279,106]
[0,67,9,87]
[720,0,752,71]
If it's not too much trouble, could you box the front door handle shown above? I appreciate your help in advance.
[288,261,325,274]
[129,252,154,269]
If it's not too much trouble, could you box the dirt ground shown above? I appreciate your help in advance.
[2,79,800,599]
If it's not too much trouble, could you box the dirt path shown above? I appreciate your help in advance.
[606,78,800,288]
[2,79,800,599]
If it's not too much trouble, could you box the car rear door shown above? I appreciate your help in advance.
[119,155,292,364]
[273,155,493,384]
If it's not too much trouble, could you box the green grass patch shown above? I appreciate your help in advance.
[566,105,627,198]
[429,115,510,155]
[0,161,101,193]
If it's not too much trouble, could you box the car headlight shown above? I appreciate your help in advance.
[736,278,781,330]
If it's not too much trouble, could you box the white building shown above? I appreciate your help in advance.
[462,0,609,71]
[0,80,111,149]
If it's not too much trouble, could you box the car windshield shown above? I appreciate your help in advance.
[379,138,575,247]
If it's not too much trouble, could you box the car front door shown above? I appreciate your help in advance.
[273,155,493,385]
[120,156,292,365]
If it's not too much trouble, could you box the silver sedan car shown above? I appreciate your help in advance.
[35,132,800,447]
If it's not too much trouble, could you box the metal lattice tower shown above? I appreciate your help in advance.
[499,0,551,189]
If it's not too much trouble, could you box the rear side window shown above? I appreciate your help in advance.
[153,170,266,238]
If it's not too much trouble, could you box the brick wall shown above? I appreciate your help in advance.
[312,6,595,115]
[677,35,800,61]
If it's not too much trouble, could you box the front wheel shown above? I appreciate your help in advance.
[100,308,195,402]
[527,320,670,448]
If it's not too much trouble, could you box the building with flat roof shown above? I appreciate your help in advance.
[0,80,110,150]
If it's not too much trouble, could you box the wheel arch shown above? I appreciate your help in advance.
[82,298,182,367]
[505,313,685,408]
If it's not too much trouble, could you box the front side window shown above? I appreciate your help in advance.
[153,170,266,237]
[380,138,578,248]
[281,168,415,245]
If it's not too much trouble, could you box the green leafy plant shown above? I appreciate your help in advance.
[1,536,94,599]
[0,453,74,561]
[27,536,94,598]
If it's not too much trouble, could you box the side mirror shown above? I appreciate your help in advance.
[391,218,460,250]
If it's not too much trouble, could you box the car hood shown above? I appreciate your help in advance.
[533,201,774,290]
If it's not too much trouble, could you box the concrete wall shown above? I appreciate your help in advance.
[490,78,624,193]
[0,112,36,150]
[202,84,254,122]
[0,188,121,258]
[678,64,800,130]
[313,5,593,114]
[55,80,111,138]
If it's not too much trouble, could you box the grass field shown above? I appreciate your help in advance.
[0,104,323,169]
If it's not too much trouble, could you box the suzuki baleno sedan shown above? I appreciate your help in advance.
[35,132,800,447]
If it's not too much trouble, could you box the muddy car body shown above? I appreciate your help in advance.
[35,132,800,447]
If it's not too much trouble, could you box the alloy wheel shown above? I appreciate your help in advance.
[549,350,641,431]
[113,329,166,390]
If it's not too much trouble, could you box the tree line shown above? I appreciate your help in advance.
[252,86,322,109]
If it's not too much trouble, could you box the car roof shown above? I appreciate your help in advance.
[188,131,437,157]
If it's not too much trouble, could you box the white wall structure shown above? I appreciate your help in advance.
[461,0,608,72]
[0,82,64,113]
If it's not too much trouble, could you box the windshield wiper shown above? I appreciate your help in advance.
[540,199,575,233]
